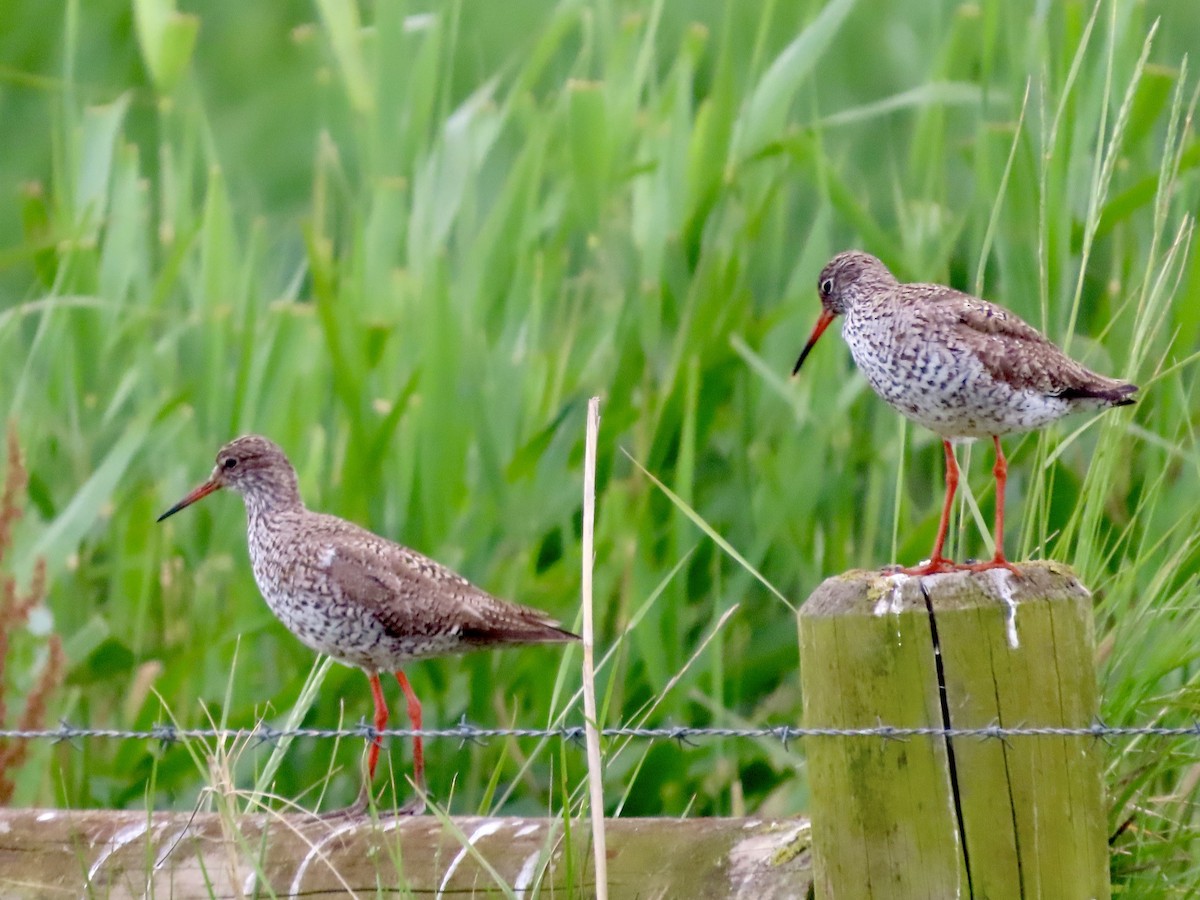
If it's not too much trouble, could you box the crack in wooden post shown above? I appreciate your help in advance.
[920,579,976,898]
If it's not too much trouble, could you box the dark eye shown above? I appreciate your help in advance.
[222,457,238,470]
[820,278,834,296]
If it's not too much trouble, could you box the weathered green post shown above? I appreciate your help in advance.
[798,561,1109,898]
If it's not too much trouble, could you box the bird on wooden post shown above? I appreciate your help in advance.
[792,251,1137,574]
[158,434,579,814]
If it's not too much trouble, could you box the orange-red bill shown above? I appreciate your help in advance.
[792,309,837,376]
[156,478,221,522]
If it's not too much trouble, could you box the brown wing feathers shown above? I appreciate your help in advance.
[940,292,1136,402]
[327,541,577,649]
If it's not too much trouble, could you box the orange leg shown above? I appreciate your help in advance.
[991,435,1008,564]
[966,435,1021,575]
[396,671,425,794]
[366,671,389,782]
[344,670,424,816]
[901,439,959,575]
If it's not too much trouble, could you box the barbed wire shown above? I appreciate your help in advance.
[6,719,1200,749]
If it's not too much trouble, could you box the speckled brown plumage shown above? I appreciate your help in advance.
[793,251,1137,574]
[158,434,578,813]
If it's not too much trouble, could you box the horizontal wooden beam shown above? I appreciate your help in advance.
[0,808,811,897]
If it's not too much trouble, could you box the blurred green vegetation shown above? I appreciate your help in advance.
[1,0,1199,889]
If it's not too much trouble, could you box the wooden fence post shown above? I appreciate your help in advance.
[798,561,1109,899]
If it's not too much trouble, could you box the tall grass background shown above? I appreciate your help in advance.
[1,0,1198,890]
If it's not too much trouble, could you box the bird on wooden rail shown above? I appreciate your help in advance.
[157,434,579,815]
[792,251,1137,575]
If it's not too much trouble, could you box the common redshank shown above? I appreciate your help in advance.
[792,251,1137,575]
[157,434,579,813]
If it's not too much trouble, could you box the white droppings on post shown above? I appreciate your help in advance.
[514,822,540,838]
[873,573,909,616]
[992,570,1020,650]
[513,849,543,898]
[436,820,503,900]
[36,811,58,822]
[87,821,149,883]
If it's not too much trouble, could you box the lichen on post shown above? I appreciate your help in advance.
[798,561,1108,899]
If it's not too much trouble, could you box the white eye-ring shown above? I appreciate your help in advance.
[820,278,834,296]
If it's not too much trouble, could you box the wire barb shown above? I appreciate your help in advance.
[873,718,907,745]
[1090,717,1115,748]
[52,719,82,749]
[251,724,282,748]
[980,722,1010,748]
[454,716,485,747]
[563,725,587,747]
[150,722,179,749]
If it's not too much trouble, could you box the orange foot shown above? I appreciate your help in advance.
[961,555,1023,577]
[885,557,1023,577]
[887,556,959,576]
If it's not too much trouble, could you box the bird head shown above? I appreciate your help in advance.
[157,434,297,521]
[792,251,897,375]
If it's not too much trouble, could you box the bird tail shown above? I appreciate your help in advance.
[461,620,580,646]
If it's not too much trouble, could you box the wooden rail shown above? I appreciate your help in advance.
[0,809,811,898]
[798,561,1108,898]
